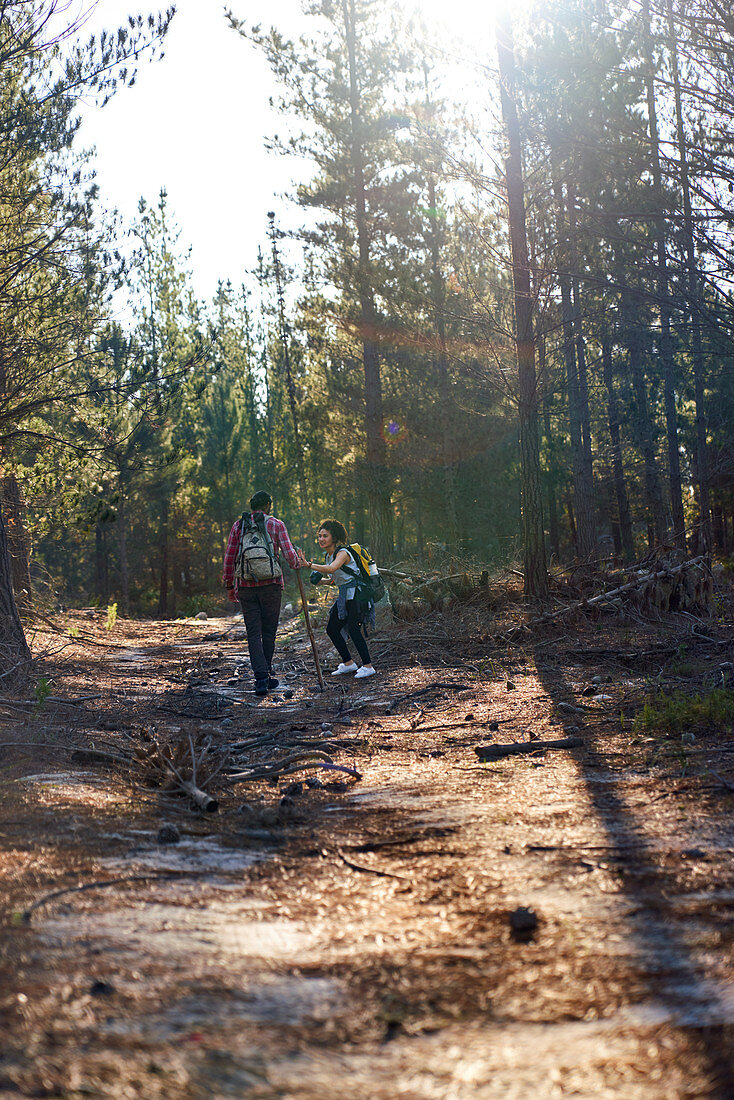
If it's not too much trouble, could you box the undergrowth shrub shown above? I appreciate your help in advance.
[633,688,734,735]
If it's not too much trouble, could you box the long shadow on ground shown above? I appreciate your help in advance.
[534,651,734,1098]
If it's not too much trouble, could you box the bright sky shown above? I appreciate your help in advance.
[71,0,496,303]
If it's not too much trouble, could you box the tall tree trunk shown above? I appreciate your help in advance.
[343,0,392,559]
[603,463,622,558]
[601,336,635,560]
[641,0,686,548]
[94,523,109,606]
[262,347,276,483]
[713,498,725,552]
[426,174,458,548]
[0,502,31,675]
[158,496,169,618]
[566,498,578,553]
[118,494,130,617]
[538,337,561,561]
[622,288,666,547]
[268,213,310,516]
[497,14,548,598]
[566,182,597,559]
[666,0,711,550]
[415,482,424,558]
[550,171,595,559]
[354,486,366,546]
[1,472,32,610]
[170,534,179,619]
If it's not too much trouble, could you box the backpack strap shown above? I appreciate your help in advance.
[257,514,278,564]
[334,546,361,583]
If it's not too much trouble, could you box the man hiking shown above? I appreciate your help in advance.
[222,490,302,696]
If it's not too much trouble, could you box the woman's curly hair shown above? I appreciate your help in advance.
[318,519,348,546]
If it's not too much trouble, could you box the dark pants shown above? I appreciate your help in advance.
[239,583,282,685]
[326,600,371,666]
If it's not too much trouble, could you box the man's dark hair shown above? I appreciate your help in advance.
[250,490,272,511]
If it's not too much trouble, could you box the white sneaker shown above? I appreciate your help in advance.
[355,666,376,679]
[331,662,358,676]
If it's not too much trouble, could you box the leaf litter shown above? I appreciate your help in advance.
[1,599,734,1097]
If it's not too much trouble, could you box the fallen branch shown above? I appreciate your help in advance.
[494,556,710,643]
[70,748,131,767]
[475,736,584,761]
[132,730,222,812]
[709,770,734,793]
[227,753,361,783]
[385,681,468,711]
[21,870,211,923]
[48,694,102,705]
[175,779,219,812]
[1,694,102,710]
[336,849,408,880]
[0,658,34,683]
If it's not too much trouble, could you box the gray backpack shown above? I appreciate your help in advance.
[234,512,283,583]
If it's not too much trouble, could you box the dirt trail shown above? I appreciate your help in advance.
[1,612,734,1098]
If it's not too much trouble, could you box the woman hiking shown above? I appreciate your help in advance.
[298,520,376,679]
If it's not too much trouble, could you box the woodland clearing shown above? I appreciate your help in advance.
[1,577,734,1099]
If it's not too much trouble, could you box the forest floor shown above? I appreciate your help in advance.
[1,580,734,1099]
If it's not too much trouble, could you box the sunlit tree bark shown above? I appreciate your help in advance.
[497,14,548,598]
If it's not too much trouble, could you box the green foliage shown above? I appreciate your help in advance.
[105,602,118,632]
[34,678,52,712]
[633,689,734,736]
[8,0,734,633]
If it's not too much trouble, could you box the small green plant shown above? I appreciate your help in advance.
[34,677,52,711]
[68,625,80,638]
[633,688,734,736]
[105,602,118,632]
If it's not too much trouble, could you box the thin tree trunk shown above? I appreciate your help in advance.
[538,337,560,561]
[0,502,31,674]
[623,288,666,547]
[118,494,130,617]
[713,499,724,551]
[666,0,711,550]
[566,498,578,553]
[94,523,109,606]
[415,478,424,558]
[497,14,548,597]
[262,346,276,480]
[601,336,635,560]
[550,170,595,560]
[604,464,622,558]
[158,496,169,618]
[426,174,458,548]
[566,182,596,558]
[171,532,179,619]
[268,213,310,515]
[1,472,32,610]
[342,0,392,560]
[641,0,685,548]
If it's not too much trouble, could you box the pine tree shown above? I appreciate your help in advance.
[0,3,171,672]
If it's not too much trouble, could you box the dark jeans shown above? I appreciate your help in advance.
[239,583,282,684]
[326,600,371,666]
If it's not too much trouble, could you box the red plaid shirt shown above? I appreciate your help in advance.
[222,513,300,591]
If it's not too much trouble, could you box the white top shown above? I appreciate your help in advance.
[327,548,358,596]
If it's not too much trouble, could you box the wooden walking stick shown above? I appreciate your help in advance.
[294,566,324,690]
